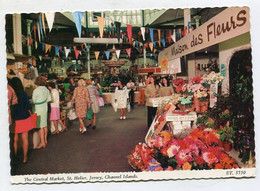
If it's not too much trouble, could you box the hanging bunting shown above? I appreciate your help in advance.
[57,52,59,57]
[154,49,157,54]
[187,21,191,33]
[62,50,65,56]
[149,28,154,43]
[42,43,45,52]
[114,22,121,43]
[64,47,71,58]
[45,12,55,32]
[37,22,41,42]
[139,42,143,47]
[135,40,139,47]
[141,27,145,41]
[26,36,33,46]
[153,42,156,48]
[97,16,105,38]
[41,13,46,36]
[116,50,121,59]
[171,29,176,43]
[73,46,77,51]
[94,51,100,60]
[39,55,42,61]
[126,48,131,57]
[72,12,84,38]
[33,25,37,41]
[38,16,44,41]
[55,46,60,56]
[168,29,172,44]
[75,50,80,59]
[161,38,166,47]
[149,42,153,52]
[104,51,110,60]
[59,46,63,52]
[158,29,161,47]
[127,24,132,45]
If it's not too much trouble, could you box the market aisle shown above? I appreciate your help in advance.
[12,105,148,175]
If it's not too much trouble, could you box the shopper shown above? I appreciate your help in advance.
[71,79,90,133]
[145,76,159,128]
[145,72,154,85]
[7,82,18,126]
[159,77,174,97]
[86,79,100,129]
[69,77,77,94]
[10,77,34,163]
[32,76,51,149]
[47,81,67,134]
[127,79,135,109]
[115,80,129,119]
[138,78,146,105]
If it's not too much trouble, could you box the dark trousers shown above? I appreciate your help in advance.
[129,89,135,108]
[147,106,157,128]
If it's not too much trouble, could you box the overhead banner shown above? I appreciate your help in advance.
[158,7,250,65]
[116,50,121,59]
[72,12,84,38]
[45,12,55,32]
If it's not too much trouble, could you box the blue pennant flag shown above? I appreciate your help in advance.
[135,40,139,47]
[55,46,60,55]
[42,43,45,51]
[38,15,44,41]
[153,42,156,48]
[161,38,166,47]
[62,50,65,56]
[104,51,110,60]
[108,25,112,32]
[149,28,154,43]
[72,12,84,38]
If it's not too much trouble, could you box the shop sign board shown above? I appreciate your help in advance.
[166,111,197,121]
[158,7,250,65]
[161,58,181,74]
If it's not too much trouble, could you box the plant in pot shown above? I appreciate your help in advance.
[194,89,209,113]
[217,122,235,152]
[178,96,193,112]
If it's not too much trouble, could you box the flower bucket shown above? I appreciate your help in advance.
[193,97,201,113]
[200,101,209,113]
[223,141,232,152]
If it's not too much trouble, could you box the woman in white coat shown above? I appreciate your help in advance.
[114,80,129,119]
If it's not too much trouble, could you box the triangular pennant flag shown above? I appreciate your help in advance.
[116,50,121,59]
[149,28,154,43]
[154,49,157,54]
[97,16,105,38]
[42,43,45,52]
[79,51,82,56]
[141,27,145,41]
[114,22,121,43]
[60,46,63,52]
[139,42,143,47]
[127,24,132,45]
[161,38,166,47]
[94,51,100,60]
[153,42,156,48]
[55,46,60,55]
[57,52,59,57]
[168,30,172,44]
[72,12,84,38]
[45,44,52,53]
[41,13,46,36]
[135,40,139,47]
[171,29,176,43]
[39,55,42,61]
[38,16,44,40]
[126,48,131,57]
[37,22,41,42]
[74,50,80,59]
[64,47,71,58]
[45,12,55,32]
[104,51,110,60]
[158,29,161,47]
[149,42,153,52]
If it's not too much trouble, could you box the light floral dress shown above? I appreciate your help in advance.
[71,87,90,118]
[115,86,129,109]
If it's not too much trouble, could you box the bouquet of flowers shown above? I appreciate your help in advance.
[182,83,204,95]
[128,127,239,171]
[202,72,225,85]
[194,90,209,102]
[173,78,186,93]
[190,76,203,84]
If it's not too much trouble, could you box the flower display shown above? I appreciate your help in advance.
[178,96,192,106]
[182,83,204,95]
[128,127,238,171]
[173,78,186,93]
[202,72,225,85]
[190,76,203,84]
[194,90,209,102]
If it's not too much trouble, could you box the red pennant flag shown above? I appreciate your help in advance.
[126,48,131,57]
[127,24,132,45]
[168,30,172,44]
[81,44,84,50]
[60,46,63,52]
[181,29,185,37]
[75,50,80,59]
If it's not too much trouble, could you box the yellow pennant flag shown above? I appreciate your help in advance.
[149,42,153,52]
[45,44,52,53]
[153,49,157,53]
[158,29,161,47]
[42,13,46,36]
[94,51,100,60]
[97,16,105,38]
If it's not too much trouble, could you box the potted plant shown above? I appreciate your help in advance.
[178,96,194,112]
[196,89,209,112]
[217,122,235,152]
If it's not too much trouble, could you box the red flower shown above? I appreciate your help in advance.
[195,156,204,165]
[190,76,202,84]
[202,152,218,165]
[176,149,193,166]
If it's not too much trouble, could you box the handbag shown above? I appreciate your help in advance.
[86,107,93,120]
[29,111,38,128]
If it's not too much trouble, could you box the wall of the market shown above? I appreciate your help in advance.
[219,32,251,94]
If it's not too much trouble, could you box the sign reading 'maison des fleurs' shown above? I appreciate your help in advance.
[158,7,250,66]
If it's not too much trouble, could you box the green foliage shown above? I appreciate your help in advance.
[217,125,236,143]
